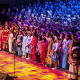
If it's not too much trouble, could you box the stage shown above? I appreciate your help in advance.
[0,51,80,80]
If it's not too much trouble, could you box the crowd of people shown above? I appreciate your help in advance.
[0,0,80,80]
[0,21,80,68]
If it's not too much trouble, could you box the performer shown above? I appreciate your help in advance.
[62,32,72,69]
[46,33,53,67]
[0,25,3,50]
[26,32,32,58]
[51,36,59,68]
[8,31,14,53]
[22,32,27,58]
[68,34,80,80]
[40,38,47,65]
[31,33,37,61]
[2,22,9,51]
[59,33,65,68]
[36,35,42,63]
[16,31,23,56]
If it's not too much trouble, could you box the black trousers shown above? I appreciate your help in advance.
[36,52,40,63]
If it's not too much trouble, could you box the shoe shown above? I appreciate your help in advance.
[52,68,56,70]
[26,58,29,59]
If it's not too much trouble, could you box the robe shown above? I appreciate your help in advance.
[22,36,27,55]
[8,33,13,52]
[40,42,47,65]
[62,39,72,69]
[31,37,37,60]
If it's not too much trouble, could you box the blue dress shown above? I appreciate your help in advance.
[62,39,72,69]
[27,36,33,54]
[51,43,59,62]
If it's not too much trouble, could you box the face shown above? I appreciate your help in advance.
[60,34,63,39]
[24,33,26,36]
[42,39,44,42]
[29,33,31,36]
[46,32,48,37]
[0,26,2,30]
[65,34,69,40]
[5,25,8,30]
[19,32,21,35]
[37,29,39,33]
[38,36,40,41]
[5,22,8,26]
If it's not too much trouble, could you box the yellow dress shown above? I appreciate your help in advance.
[46,38,53,66]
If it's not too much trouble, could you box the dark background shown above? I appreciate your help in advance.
[0,0,65,8]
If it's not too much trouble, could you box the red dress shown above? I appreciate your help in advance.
[31,37,37,60]
[0,30,3,50]
[40,42,47,65]
[2,30,9,50]
[2,30,9,42]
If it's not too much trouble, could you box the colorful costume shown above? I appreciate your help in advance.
[62,39,72,69]
[31,37,37,60]
[0,30,3,50]
[2,30,9,51]
[46,38,53,67]
[51,42,59,69]
[40,42,47,65]
[68,40,80,80]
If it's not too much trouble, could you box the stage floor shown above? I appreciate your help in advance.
[0,51,80,80]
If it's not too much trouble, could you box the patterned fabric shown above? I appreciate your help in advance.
[68,40,80,80]
[68,64,78,80]
[2,30,9,50]
[51,43,59,62]
[62,39,72,69]
[16,34,23,47]
[36,40,42,54]
[51,53,59,62]
[47,38,53,54]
